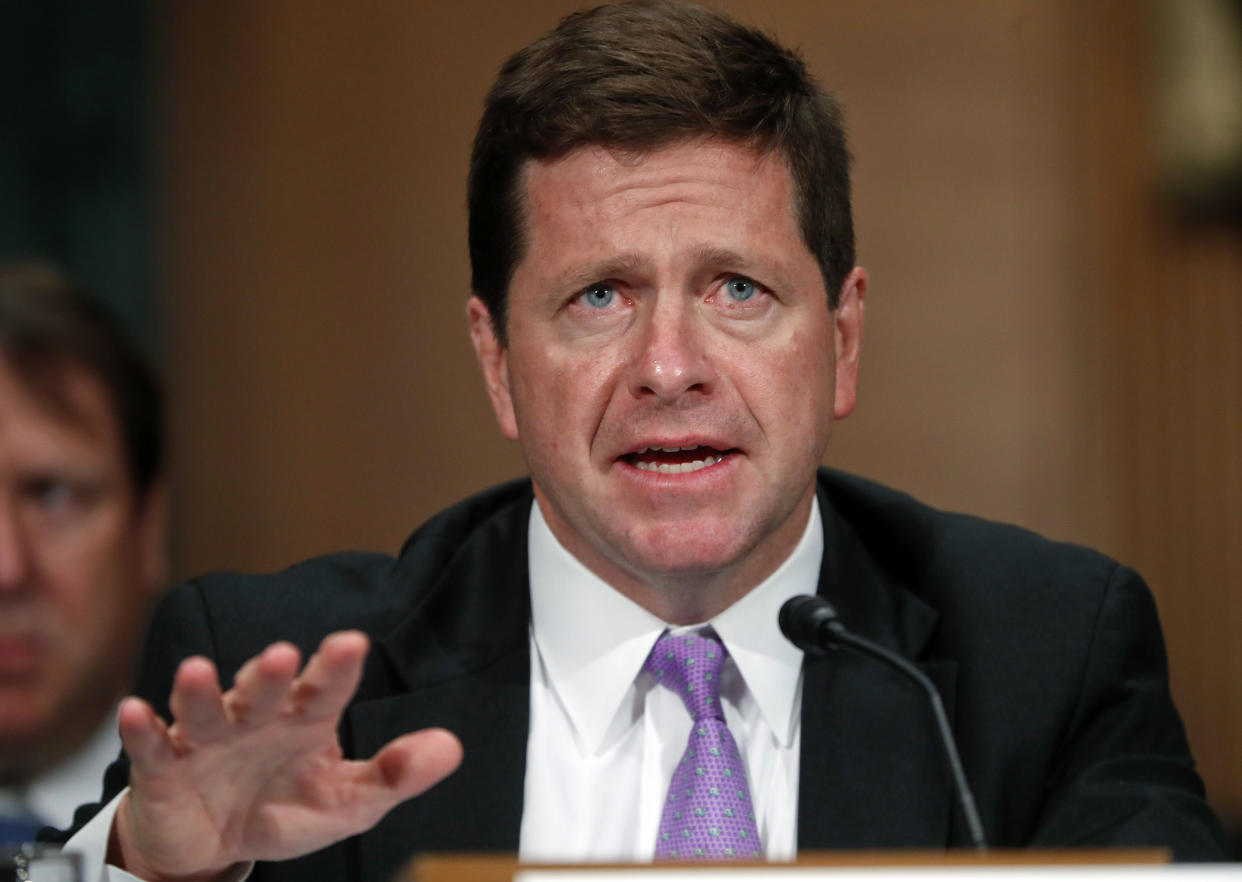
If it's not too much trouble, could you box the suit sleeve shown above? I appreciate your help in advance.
[1028,564,1228,860]
[42,580,221,844]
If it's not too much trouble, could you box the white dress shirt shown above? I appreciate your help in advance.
[66,497,823,878]
[520,498,821,862]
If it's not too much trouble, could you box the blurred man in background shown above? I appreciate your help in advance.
[0,261,165,843]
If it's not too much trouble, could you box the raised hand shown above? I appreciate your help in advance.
[110,631,463,882]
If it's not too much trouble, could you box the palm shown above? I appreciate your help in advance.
[115,632,462,881]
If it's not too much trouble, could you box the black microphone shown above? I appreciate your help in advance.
[779,594,988,852]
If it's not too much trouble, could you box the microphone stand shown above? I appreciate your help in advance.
[780,595,988,852]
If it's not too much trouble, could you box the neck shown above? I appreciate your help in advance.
[609,567,760,625]
[536,489,815,625]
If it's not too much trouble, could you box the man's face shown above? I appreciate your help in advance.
[470,139,864,620]
[0,359,165,778]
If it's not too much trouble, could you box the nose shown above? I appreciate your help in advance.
[628,297,715,403]
[0,501,30,593]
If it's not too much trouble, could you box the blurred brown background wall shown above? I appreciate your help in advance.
[157,1,1241,832]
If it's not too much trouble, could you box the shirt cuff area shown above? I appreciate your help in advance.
[59,789,253,882]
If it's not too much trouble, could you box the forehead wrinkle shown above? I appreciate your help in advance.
[599,175,750,219]
[526,142,804,295]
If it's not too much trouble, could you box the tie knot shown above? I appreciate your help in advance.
[645,630,726,720]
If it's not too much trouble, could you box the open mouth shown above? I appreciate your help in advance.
[622,445,734,475]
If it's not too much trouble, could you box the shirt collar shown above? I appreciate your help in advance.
[712,497,821,746]
[528,496,822,753]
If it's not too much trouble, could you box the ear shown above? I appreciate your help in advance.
[467,296,519,440]
[832,267,866,420]
[135,481,169,595]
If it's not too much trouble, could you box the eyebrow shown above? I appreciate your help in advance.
[691,245,756,274]
[550,245,788,295]
[554,254,648,293]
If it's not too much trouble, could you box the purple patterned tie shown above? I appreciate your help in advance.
[646,630,763,860]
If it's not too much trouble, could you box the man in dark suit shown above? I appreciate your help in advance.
[0,262,166,845]
[60,2,1227,878]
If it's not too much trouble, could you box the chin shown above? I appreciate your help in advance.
[621,523,757,579]
[0,699,50,740]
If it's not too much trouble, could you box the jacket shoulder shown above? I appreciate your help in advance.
[817,467,1120,602]
[162,478,535,671]
[815,467,1135,676]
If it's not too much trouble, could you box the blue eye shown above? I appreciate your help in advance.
[725,277,757,301]
[31,478,74,508]
[42,481,74,508]
[581,283,616,309]
[21,476,92,519]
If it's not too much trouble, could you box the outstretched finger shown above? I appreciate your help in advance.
[119,696,176,777]
[287,631,370,721]
[224,641,301,727]
[168,656,231,745]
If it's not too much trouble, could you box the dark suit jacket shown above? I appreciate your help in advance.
[63,469,1228,878]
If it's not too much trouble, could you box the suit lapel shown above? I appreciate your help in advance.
[798,478,959,849]
[345,488,533,881]
[348,649,530,875]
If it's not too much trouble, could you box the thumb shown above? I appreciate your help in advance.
[369,727,463,799]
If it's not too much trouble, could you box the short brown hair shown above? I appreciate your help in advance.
[0,261,164,496]
[468,0,853,344]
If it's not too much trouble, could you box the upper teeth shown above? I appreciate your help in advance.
[634,453,723,474]
[635,452,725,479]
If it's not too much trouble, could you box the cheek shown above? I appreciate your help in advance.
[735,329,835,428]
[511,346,621,448]
[38,529,144,654]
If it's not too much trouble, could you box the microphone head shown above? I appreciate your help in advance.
[778,595,843,654]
